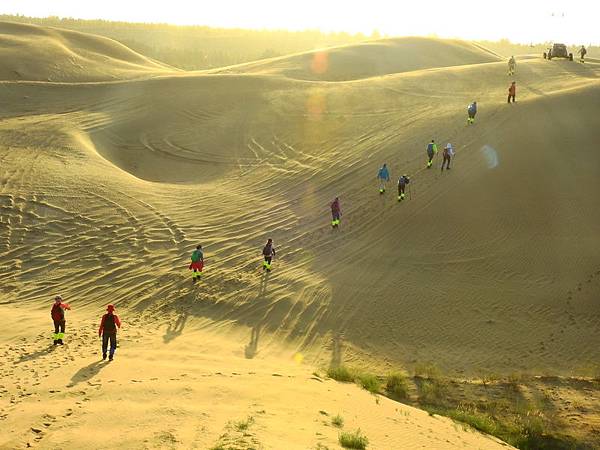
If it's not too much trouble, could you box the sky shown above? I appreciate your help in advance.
[2,0,599,44]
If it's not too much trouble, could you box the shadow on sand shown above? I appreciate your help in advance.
[68,360,108,387]
[163,310,189,344]
[330,332,344,368]
[17,344,56,363]
[244,272,270,359]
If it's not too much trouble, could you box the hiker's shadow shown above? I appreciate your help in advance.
[17,345,56,363]
[67,361,107,387]
[163,311,188,344]
[245,323,261,359]
[244,273,270,359]
[330,332,344,368]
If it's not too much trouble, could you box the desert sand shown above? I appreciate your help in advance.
[1,20,599,448]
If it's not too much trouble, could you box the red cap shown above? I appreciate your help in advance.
[107,304,115,312]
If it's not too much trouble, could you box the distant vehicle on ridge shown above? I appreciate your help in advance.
[543,43,573,61]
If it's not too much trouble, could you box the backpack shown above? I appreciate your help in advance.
[51,304,64,321]
[191,250,201,262]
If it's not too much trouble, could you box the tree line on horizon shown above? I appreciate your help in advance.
[1,15,597,70]
[0,14,373,70]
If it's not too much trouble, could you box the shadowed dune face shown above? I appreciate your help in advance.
[0,21,176,82]
[1,24,599,380]
[214,37,502,80]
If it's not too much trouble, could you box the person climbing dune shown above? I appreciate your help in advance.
[467,101,477,124]
[397,174,410,201]
[330,197,341,227]
[426,140,438,168]
[262,238,276,271]
[508,81,516,104]
[189,244,204,284]
[50,295,71,345]
[441,143,454,171]
[98,304,121,361]
[578,45,587,63]
[377,163,390,193]
[508,56,516,75]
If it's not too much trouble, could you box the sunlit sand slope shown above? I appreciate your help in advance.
[0,21,176,82]
[213,37,501,80]
[0,27,599,448]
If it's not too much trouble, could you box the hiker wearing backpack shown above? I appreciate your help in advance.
[397,175,410,201]
[330,197,341,227]
[467,101,477,124]
[508,56,516,75]
[50,295,71,345]
[441,143,454,171]
[98,304,121,361]
[262,239,276,271]
[508,81,516,103]
[377,164,390,193]
[189,244,204,283]
[426,140,438,168]
[578,45,587,62]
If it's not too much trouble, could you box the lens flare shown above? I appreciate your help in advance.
[310,51,329,75]
[481,144,499,169]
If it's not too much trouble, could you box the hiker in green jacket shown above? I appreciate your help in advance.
[188,245,204,283]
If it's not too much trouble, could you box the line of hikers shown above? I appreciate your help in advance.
[51,296,121,361]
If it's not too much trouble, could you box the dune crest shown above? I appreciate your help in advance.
[0,21,177,82]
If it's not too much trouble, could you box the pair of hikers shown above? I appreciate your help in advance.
[188,240,276,274]
[50,297,121,361]
[426,140,454,170]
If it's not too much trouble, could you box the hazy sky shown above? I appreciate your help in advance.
[2,0,598,44]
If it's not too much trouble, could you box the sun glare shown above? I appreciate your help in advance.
[1,0,599,44]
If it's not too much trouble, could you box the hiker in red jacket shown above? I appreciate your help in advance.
[331,197,341,227]
[508,81,516,103]
[50,295,71,345]
[98,304,121,361]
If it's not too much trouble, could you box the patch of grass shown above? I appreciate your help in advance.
[356,373,381,394]
[332,414,344,428]
[234,416,254,432]
[418,378,448,405]
[385,373,409,400]
[339,428,369,449]
[414,362,442,379]
[327,365,357,383]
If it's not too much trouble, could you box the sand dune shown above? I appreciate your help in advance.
[1,22,600,448]
[0,21,177,82]
[213,37,502,81]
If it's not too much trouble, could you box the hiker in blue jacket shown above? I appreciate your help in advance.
[377,163,390,193]
[467,101,477,124]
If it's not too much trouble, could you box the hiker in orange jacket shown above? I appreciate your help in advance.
[508,81,516,103]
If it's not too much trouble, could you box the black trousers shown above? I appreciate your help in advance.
[398,184,406,195]
[102,332,117,356]
[264,256,272,264]
[507,94,515,103]
[53,320,65,334]
[442,155,451,169]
